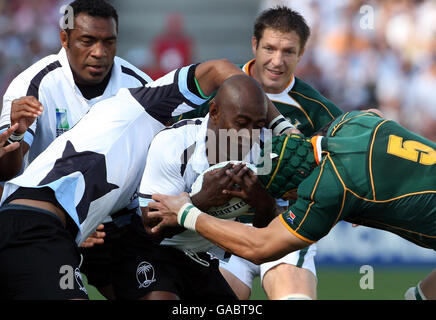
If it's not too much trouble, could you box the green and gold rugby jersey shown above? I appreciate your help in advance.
[280,111,436,250]
[175,59,342,136]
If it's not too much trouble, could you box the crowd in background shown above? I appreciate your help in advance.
[261,0,436,141]
[0,0,434,140]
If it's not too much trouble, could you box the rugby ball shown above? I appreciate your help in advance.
[189,161,257,219]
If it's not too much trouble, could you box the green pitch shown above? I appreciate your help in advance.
[249,265,433,300]
[84,265,433,300]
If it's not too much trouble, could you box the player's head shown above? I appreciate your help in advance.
[208,74,268,162]
[251,6,310,94]
[257,134,317,199]
[60,0,118,85]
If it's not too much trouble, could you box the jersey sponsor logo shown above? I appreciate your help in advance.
[56,108,70,137]
[136,261,156,289]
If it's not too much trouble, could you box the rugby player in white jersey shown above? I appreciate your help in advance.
[0,0,154,299]
[137,75,282,300]
[0,58,290,299]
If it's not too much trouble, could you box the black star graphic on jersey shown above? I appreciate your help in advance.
[39,140,119,223]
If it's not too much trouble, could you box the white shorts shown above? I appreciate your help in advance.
[219,244,317,290]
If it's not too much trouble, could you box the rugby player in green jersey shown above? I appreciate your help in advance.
[147,110,436,300]
[174,6,342,300]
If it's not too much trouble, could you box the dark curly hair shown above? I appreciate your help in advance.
[253,6,310,52]
[63,0,118,32]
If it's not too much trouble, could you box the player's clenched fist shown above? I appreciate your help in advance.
[11,96,43,134]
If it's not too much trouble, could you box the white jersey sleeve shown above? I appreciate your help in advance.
[1,64,208,244]
[138,130,187,207]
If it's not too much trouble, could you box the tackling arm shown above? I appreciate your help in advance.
[148,192,310,265]
[194,60,288,129]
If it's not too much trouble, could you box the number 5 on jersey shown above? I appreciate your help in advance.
[387,135,436,165]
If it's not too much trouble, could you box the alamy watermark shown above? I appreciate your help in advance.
[191,128,274,175]
[59,264,88,294]
[359,264,374,290]
[359,5,375,30]
[59,5,74,30]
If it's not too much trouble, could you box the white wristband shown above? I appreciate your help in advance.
[268,115,295,136]
[177,203,202,231]
[7,127,24,144]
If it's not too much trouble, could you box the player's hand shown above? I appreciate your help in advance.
[223,163,275,211]
[147,192,192,235]
[79,224,105,248]
[10,96,43,134]
[141,206,186,238]
[190,163,235,211]
[0,123,20,158]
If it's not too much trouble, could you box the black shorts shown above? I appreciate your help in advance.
[0,204,88,300]
[112,224,238,300]
[79,213,161,297]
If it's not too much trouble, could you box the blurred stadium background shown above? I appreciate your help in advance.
[0,0,434,300]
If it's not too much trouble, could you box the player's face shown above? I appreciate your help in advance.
[251,28,304,94]
[61,13,117,85]
[212,101,267,161]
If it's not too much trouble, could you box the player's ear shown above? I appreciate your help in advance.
[208,99,220,124]
[251,36,258,56]
[60,29,69,49]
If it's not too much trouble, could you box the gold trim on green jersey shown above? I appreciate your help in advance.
[326,152,436,239]
[270,98,315,129]
[279,214,316,244]
[294,157,331,233]
[356,217,436,241]
[265,135,290,189]
[290,90,337,120]
[368,120,389,200]
[330,112,378,136]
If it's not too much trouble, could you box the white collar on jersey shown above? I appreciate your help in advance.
[57,47,121,99]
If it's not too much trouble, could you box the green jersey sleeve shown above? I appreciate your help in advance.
[280,159,345,243]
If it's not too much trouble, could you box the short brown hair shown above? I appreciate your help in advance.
[254,6,311,51]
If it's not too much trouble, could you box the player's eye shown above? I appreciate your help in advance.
[81,39,94,46]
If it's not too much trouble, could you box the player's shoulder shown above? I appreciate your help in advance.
[6,52,62,90]
[114,56,153,85]
[150,117,202,151]
[290,77,340,112]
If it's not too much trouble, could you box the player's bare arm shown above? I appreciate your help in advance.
[195,59,289,129]
[194,59,244,97]
[0,96,43,180]
[148,192,308,264]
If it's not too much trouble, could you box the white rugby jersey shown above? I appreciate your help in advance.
[138,114,254,253]
[1,65,207,245]
[0,47,152,167]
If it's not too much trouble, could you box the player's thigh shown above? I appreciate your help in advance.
[260,244,317,300]
[0,208,88,300]
[219,253,260,300]
[112,217,181,299]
